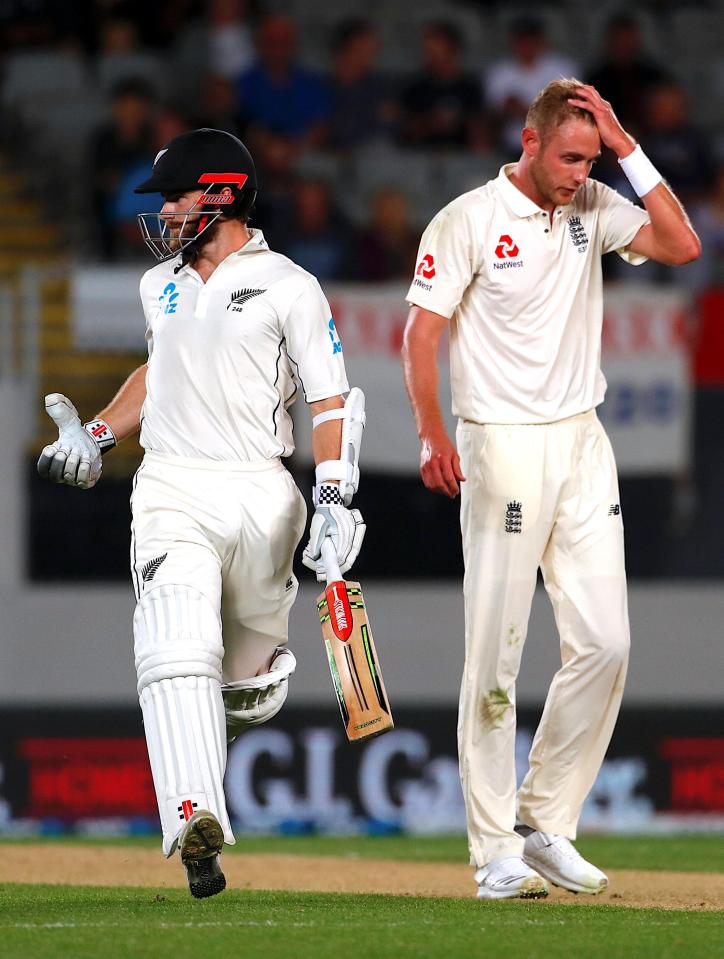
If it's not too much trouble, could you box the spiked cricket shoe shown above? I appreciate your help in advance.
[475,857,549,900]
[523,832,608,894]
[179,809,226,899]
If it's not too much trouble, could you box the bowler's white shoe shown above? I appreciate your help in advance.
[475,857,548,900]
[523,832,608,894]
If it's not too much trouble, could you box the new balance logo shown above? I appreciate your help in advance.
[141,553,167,583]
[227,288,264,311]
[608,504,621,516]
[505,501,522,533]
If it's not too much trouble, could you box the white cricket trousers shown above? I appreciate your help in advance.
[456,410,630,867]
[130,451,307,853]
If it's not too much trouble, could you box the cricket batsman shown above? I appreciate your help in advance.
[36,128,366,898]
[402,80,700,899]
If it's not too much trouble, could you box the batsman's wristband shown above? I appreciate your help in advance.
[84,419,117,454]
[618,145,662,198]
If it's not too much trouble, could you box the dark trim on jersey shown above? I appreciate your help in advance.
[284,343,309,401]
[271,337,288,457]
[129,462,146,599]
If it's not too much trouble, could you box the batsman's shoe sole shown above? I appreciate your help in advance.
[475,857,549,901]
[179,809,226,899]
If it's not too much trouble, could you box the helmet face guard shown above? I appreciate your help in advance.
[137,173,255,262]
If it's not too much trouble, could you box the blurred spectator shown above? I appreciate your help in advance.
[679,166,724,293]
[0,0,82,50]
[586,15,669,136]
[191,74,242,135]
[234,15,330,148]
[96,14,164,98]
[89,77,155,259]
[206,0,254,79]
[354,188,418,281]
[400,20,488,151]
[328,19,397,152]
[643,83,713,202]
[486,17,577,153]
[278,179,354,281]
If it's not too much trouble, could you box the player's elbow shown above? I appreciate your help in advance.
[671,233,702,265]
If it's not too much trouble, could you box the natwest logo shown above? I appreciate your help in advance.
[495,235,519,259]
[416,253,435,279]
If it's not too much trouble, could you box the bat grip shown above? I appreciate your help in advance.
[320,537,343,585]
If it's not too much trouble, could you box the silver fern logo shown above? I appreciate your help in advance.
[227,288,264,312]
[141,553,167,583]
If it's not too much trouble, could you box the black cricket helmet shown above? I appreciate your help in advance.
[135,128,258,262]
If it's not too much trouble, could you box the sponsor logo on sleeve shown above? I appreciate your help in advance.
[328,317,343,354]
[413,253,436,290]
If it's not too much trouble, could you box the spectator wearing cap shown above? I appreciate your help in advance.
[485,16,577,153]
[327,19,398,152]
[401,20,488,151]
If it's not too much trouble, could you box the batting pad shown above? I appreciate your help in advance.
[134,585,233,855]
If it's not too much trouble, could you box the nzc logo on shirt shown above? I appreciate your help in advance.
[328,318,342,355]
[159,282,180,314]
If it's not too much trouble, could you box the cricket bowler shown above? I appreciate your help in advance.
[36,128,366,898]
[402,80,700,899]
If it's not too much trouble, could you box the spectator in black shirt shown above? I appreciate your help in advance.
[328,19,397,152]
[644,82,713,202]
[400,20,488,151]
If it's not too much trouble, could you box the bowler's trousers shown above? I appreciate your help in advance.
[456,410,629,867]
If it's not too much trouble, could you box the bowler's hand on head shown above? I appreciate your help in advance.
[567,85,636,158]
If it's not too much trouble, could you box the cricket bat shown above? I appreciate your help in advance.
[317,538,393,742]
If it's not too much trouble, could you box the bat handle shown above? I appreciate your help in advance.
[320,537,343,585]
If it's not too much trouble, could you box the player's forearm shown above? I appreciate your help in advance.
[640,183,701,265]
[402,315,447,440]
[95,364,148,443]
[309,396,344,469]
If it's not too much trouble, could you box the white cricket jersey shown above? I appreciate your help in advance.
[139,229,349,461]
[406,165,651,424]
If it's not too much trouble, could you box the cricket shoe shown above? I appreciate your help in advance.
[475,857,548,900]
[523,832,608,894]
[179,809,226,899]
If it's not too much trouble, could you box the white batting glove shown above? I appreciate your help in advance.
[36,393,115,490]
[302,484,365,582]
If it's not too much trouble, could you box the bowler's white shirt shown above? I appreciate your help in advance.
[406,165,650,424]
[139,229,349,461]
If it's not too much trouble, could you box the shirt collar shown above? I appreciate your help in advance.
[495,163,547,219]
[173,228,269,276]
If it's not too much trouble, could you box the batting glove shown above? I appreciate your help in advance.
[37,393,115,490]
[302,484,365,582]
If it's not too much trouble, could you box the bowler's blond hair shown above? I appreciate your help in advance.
[526,78,595,143]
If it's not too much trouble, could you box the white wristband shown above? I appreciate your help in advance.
[618,145,662,198]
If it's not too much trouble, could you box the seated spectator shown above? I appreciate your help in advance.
[354,188,419,282]
[679,166,724,294]
[234,15,330,148]
[486,17,577,153]
[278,179,354,282]
[400,20,488,151]
[643,82,713,202]
[191,74,242,136]
[89,77,155,259]
[327,19,398,151]
[586,14,670,138]
[206,0,254,79]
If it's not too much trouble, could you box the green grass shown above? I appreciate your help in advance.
[4,833,724,872]
[0,885,722,959]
